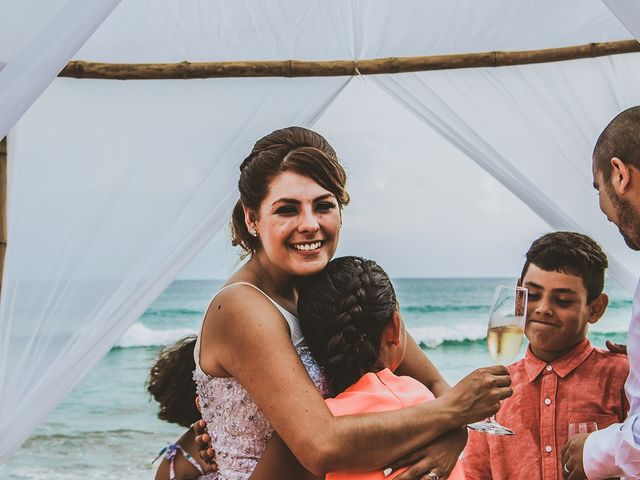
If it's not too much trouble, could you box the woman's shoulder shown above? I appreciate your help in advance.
[202,282,292,344]
[207,283,280,320]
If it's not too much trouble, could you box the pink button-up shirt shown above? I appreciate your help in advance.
[463,339,628,480]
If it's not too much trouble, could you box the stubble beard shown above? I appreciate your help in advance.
[611,191,640,251]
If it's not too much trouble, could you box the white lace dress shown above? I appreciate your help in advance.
[193,283,329,480]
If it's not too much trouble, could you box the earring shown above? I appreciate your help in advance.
[250,227,258,237]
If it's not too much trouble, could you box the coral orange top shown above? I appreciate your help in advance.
[325,368,466,480]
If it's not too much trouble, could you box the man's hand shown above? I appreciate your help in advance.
[561,433,589,480]
[606,340,627,355]
[194,419,216,465]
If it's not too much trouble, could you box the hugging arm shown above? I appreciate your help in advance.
[249,432,321,480]
[395,334,450,397]
[201,286,511,476]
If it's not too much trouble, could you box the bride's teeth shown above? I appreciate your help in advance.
[293,241,321,251]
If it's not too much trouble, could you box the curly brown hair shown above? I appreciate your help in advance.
[146,336,200,428]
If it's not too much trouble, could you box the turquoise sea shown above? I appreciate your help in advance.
[0,278,631,479]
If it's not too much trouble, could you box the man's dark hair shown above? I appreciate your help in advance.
[594,106,640,181]
[520,232,608,303]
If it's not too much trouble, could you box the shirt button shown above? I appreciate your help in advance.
[546,365,553,371]
[544,398,552,406]
[545,445,552,453]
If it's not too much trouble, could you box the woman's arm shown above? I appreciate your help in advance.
[201,285,511,476]
[249,433,321,480]
[395,334,450,397]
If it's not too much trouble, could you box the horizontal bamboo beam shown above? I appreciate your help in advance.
[58,39,640,80]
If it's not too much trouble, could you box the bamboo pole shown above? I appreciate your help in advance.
[58,39,640,80]
[0,137,6,293]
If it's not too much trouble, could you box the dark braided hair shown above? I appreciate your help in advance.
[146,336,200,428]
[231,126,350,257]
[298,256,397,394]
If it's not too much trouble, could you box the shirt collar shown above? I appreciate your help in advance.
[524,338,593,382]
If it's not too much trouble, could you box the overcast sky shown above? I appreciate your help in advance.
[179,78,551,279]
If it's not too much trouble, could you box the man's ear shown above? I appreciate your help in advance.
[383,311,402,346]
[611,157,631,194]
[587,293,609,325]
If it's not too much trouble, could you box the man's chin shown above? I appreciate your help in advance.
[623,234,640,251]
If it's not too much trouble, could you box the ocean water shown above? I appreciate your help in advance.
[0,278,631,479]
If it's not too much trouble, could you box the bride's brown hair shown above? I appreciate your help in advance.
[231,126,350,257]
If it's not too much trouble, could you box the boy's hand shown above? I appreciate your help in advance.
[561,433,589,480]
[387,427,467,480]
[194,419,216,464]
[606,340,627,355]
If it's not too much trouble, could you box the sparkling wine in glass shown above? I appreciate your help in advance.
[468,285,527,435]
[568,422,598,439]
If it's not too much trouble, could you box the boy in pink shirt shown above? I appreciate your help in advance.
[463,232,629,480]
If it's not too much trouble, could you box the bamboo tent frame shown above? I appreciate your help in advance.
[1,38,638,292]
[59,39,640,79]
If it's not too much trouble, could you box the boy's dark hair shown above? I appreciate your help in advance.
[298,256,397,394]
[146,335,199,428]
[520,232,608,303]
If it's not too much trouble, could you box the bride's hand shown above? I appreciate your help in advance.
[446,366,512,424]
[385,427,467,480]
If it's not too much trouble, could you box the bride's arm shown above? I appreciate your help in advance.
[249,433,321,480]
[395,334,451,397]
[201,286,510,476]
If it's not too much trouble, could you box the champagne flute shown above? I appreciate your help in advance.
[468,285,527,435]
[568,422,597,439]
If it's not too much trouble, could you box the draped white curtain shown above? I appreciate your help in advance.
[0,0,121,140]
[373,53,640,291]
[2,0,639,461]
[603,0,640,39]
[0,76,349,459]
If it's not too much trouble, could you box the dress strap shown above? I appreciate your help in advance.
[152,442,204,480]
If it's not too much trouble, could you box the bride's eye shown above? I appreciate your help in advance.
[316,201,336,211]
[275,205,297,215]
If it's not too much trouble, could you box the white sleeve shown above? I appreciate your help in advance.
[583,415,640,479]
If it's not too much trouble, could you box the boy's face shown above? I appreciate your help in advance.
[522,264,595,359]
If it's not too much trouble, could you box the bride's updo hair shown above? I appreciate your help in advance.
[298,256,397,394]
[231,126,350,257]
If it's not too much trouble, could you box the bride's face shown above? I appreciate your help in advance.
[250,170,342,277]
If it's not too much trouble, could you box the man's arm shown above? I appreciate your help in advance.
[582,415,640,479]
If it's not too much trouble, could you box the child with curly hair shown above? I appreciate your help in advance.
[148,336,217,480]
[249,256,466,480]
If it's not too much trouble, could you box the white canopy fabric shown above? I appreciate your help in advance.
[1,0,640,460]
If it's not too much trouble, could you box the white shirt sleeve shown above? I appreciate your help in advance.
[583,413,640,479]
[584,281,640,479]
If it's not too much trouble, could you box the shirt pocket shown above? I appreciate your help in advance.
[567,412,618,430]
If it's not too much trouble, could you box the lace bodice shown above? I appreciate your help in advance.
[193,283,329,480]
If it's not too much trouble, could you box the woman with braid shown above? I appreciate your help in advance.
[249,256,466,480]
